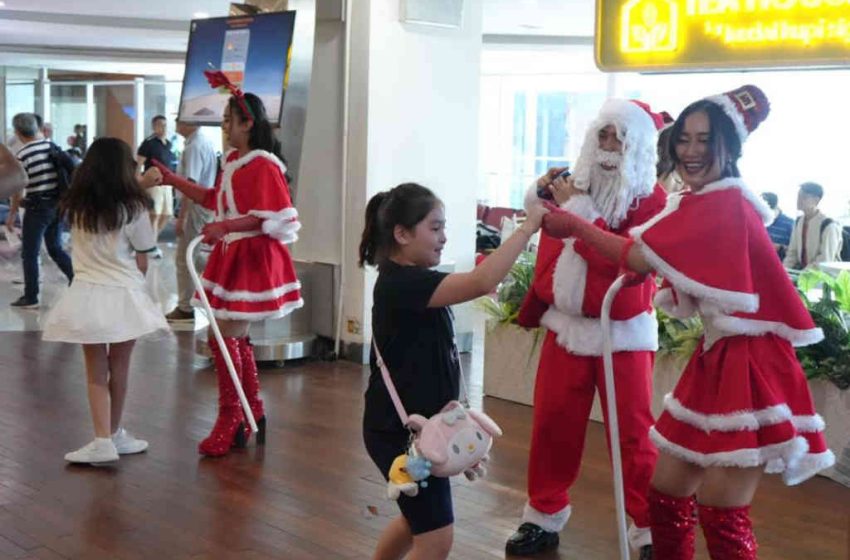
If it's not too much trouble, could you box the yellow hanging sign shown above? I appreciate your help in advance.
[596,0,850,71]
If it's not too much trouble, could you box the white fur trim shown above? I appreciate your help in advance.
[792,414,826,433]
[522,503,572,533]
[637,241,758,314]
[654,287,697,319]
[650,426,809,470]
[249,208,302,244]
[191,297,304,321]
[552,239,587,316]
[561,193,601,221]
[541,308,658,356]
[782,450,836,486]
[628,524,652,549]
[698,177,774,225]
[706,94,750,144]
[711,315,823,348]
[201,279,301,302]
[217,150,288,220]
[663,394,792,433]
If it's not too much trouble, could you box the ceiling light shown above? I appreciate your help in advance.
[193,11,210,19]
[0,2,7,7]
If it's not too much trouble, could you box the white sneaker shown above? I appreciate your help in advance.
[111,428,149,455]
[64,438,119,464]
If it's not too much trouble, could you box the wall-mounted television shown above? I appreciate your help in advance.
[178,11,296,126]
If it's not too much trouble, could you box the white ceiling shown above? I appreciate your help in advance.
[0,0,595,77]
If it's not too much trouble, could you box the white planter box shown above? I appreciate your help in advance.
[482,324,850,485]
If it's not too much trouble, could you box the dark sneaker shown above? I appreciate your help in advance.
[639,545,653,559]
[10,296,38,309]
[506,523,559,556]
[165,308,195,322]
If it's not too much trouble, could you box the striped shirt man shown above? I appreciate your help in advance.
[16,138,60,202]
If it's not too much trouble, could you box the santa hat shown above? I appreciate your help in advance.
[659,111,675,131]
[705,85,770,143]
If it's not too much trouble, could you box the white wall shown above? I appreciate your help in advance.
[295,0,483,357]
[359,0,484,341]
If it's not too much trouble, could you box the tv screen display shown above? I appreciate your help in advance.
[178,12,296,126]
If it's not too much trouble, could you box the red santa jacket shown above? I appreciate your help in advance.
[518,184,667,356]
[632,178,821,350]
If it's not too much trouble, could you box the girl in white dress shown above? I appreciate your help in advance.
[43,137,168,464]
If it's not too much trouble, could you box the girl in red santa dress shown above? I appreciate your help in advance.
[542,85,834,559]
[150,89,302,457]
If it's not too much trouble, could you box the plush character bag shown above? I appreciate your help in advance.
[373,342,503,485]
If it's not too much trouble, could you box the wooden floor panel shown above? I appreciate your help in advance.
[0,330,846,559]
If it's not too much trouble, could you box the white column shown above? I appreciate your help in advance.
[85,83,95,142]
[37,68,49,122]
[134,77,145,148]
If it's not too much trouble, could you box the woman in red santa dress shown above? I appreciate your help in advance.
[150,88,302,457]
[542,84,834,559]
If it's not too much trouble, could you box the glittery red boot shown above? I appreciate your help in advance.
[238,337,266,445]
[699,503,758,560]
[199,337,246,457]
[648,487,697,560]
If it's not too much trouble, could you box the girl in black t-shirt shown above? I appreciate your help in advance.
[359,183,546,560]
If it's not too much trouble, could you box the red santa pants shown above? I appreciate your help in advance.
[527,330,657,528]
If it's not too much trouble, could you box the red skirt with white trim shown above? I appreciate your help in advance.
[651,333,834,486]
[192,235,303,321]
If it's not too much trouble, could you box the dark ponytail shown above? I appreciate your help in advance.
[358,183,440,268]
[228,92,292,182]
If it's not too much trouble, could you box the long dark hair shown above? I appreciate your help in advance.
[228,93,291,182]
[61,137,151,233]
[668,99,743,179]
[358,183,440,268]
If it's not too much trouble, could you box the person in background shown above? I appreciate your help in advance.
[164,119,218,323]
[783,182,843,269]
[761,192,794,260]
[136,115,177,253]
[5,112,74,308]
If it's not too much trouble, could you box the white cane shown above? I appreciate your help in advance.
[186,235,258,434]
[601,274,630,560]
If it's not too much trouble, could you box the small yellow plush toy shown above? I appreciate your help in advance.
[387,454,431,500]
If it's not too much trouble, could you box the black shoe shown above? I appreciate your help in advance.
[10,296,38,309]
[506,522,559,556]
[638,545,653,559]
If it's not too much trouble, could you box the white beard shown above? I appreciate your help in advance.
[586,149,631,229]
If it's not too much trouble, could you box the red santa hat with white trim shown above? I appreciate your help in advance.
[704,84,770,143]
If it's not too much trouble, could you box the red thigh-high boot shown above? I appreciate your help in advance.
[698,503,758,560]
[238,337,266,445]
[648,487,697,560]
[199,336,247,456]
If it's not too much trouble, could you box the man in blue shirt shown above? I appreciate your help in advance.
[762,192,794,260]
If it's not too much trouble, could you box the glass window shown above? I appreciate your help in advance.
[5,81,36,134]
[50,84,87,153]
[94,83,135,148]
[479,47,608,208]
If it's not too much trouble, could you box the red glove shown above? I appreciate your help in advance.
[542,206,583,239]
[150,159,211,205]
[201,221,230,245]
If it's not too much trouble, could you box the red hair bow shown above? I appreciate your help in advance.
[203,69,254,121]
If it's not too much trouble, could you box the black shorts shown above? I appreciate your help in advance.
[363,428,453,535]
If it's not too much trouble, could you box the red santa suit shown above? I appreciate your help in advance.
[195,149,303,320]
[516,99,667,550]
[632,177,834,484]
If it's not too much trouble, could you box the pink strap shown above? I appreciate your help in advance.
[372,342,409,426]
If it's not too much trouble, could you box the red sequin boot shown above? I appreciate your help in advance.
[238,337,266,445]
[699,503,758,560]
[199,337,246,457]
[649,487,697,560]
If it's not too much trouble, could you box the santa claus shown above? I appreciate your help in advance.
[505,99,667,558]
